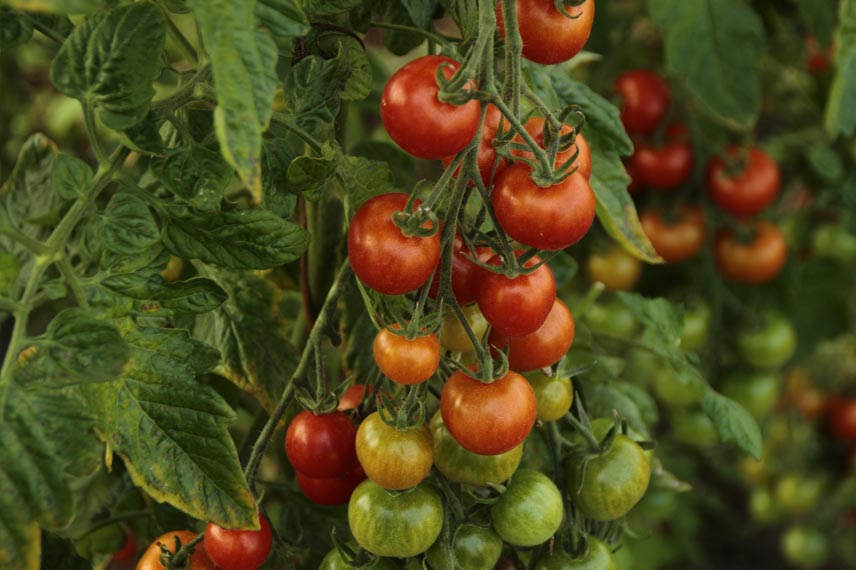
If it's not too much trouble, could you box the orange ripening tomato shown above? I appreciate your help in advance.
[715,221,788,284]
[640,206,706,263]
[489,299,574,372]
[373,325,440,385]
[136,531,215,570]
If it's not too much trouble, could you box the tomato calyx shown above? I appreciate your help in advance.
[158,532,204,570]
[556,0,589,18]
[329,527,385,568]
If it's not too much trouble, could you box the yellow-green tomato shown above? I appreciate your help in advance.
[438,305,488,352]
[669,409,718,448]
[425,524,503,570]
[680,301,710,352]
[774,474,825,516]
[526,371,573,421]
[356,412,433,490]
[652,366,707,408]
[781,526,829,570]
[319,544,399,570]
[490,469,564,547]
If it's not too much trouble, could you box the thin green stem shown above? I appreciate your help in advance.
[152,65,212,116]
[57,258,90,310]
[160,4,199,65]
[369,21,456,49]
[26,16,66,44]
[270,113,323,153]
[82,104,108,164]
[0,226,49,256]
[500,0,523,116]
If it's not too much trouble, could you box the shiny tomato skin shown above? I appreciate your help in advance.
[285,410,357,479]
[491,469,564,547]
[493,165,596,251]
[204,516,272,570]
[614,70,670,135]
[715,221,788,284]
[373,326,440,385]
[429,233,492,304]
[296,462,366,506]
[497,0,595,65]
[707,146,781,218]
[425,524,504,570]
[442,104,508,185]
[348,193,441,295]
[355,412,434,490]
[510,118,593,179]
[489,298,575,372]
[640,206,706,263]
[477,252,556,337]
[430,411,523,486]
[380,55,480,159]
[525,371,573,422]
[534,538,616,570]
[631,123,693,191]
[348,480,443,558]
[586,245,643,291]
[441,369,537,455]
[136,531,215,570]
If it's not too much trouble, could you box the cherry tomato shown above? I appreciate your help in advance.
[491,469,564,547]
[812,222,856,263]
[477,252,557,337]
[652,366,706,408]
[373,326,440,385]
[669,409,718,448]
[493,166,596,251]
[748,488,783,524]
[497,0,595,65]
[489,298,575,372]
[785,367,827,421]
[338,384,370,411]
[826,396,856,441]
[438,304,489,353]
[586,244,643,291]
[736,313,796,369]
[715,221,788,284]
[630,123,693,191]
[355,411,433,490]
[204,515,272,570]
[640,206,706,263]
[582,298,638,338]
[319,544,399,570]
[510,117,593,179]
[441,368,537,455]
[137,530,215,570]
[614,70,670,135]
[707,146,781,218]
[430,411,522,486]
[429,233,492,304]
[348,193,441,295]
[380,55,480,160]
[348,479,443,558]
[774,474,825,516]
[534,537,616,570]
[680,300,711,352]
[721,371,780,422]
[781,526,829,570]
[525,371,573,421]
[111,529,137,566]
[425,524,504,570]
[296,462,366,506]
[442,104,508,186]
[285,410,357,478]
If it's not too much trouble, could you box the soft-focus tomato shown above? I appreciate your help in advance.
[355,412,433,490]
[774,474,825,516]
[586,245,643,291]
[510,118,593,179]
[491,469,564,547]
[652,366,706,408]
[348,193,441,295]
[425,524,504,570]
[442,104,508,186]
[204,516,272,570]
[438,304,489,353]
[630,123,693,191]
[534,537,616,570]
[489,299,574,372]
[826,396,856,441]
[806,36,834,74]
[441,368,537,455]
[111,529,137,566]
[680,300,711,352]
[296,462,366,506]
[781,526,829,570]
[497,0,595,65]
[525,371,573,421]
[285,410,357,479]
[380,55,480,160]
[373,326,440,385]
[582,298,638,338]
[136,531,215,570]
[715,221,788,284]
[721,372,780,422]
[338,384,370,411]
[785,367,827,421]
[736,313,796,369]
[707,146,781,218]
[614,70,670,135]
[812,222,856,263]
[669,409,718,448]
[477,252,556,337]
[640,206,706,263]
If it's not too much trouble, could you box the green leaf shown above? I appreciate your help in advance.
[287,150,337,200]
[261,137,301,217]
[255,0,309,39]
[648,0,764,129]
[826,0,856,138]
[157,278,228,314]
[0,251,20,295]
[3,0,104,14]
[150,145,232,211]
[701,390,762,459]
[337,155,398,215]
[317,33,372,102]
[373,0,435,55]
[0,7,33,50]
[162,206,310,269]
[49,1,166,130]
[301,0,361,17]
[191,0,279,201]
[586,382,650,438]
[438,0,478,40]
[51,153,92,200]
[195,268,299,412]
[796,0,836,47]
[118,111,167,155]
[100,193,160,256]
[282,56,341,141]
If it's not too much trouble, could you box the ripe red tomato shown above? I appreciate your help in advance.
[111,529,137,565]
[827,396,856,441]
[630,123,693,191]
[296,462,366,506]
[614,70,670,135]
[429,233,492,304]
[476,252,557,337]
[137,531,215,570]
[707,146,781,218]
[380,55,480,159]
[285,410,357,479]
[347,193,440,295]
[441,368,537,455]
[510,117,593,179]
[442,103,508,185]
[640,205,706,263]
[204,516,272,570]
[356,412,434,490]
[715,221,788,284]
[806,36,834,74]
[492,166,595,251]
[489,298,574,372]
[497,0,595,65]
[373,326,440,385]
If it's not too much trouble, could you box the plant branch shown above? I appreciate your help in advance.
[56,257,90,310]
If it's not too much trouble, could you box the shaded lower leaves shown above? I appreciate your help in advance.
[826,0,856,138]
[100,193,159,255]
[151,145,233,211]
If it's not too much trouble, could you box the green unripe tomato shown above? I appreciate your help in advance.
[583,298,638,338]
[737,314,797,370]
[438,305,488,352]
[526,371,573,421]
[680,301,710,352]
[319,544,399,569]
[781,526,829,569]
[652,366,706,408]
[812,222,856,263]
[491,469,564,547]
[424,524,503,570]
[626,489,679,530]
[748,487,783,525]
[534,538,616,570]
[73,524,124,559]
[774,474,824,516]
[669,409,718,448]
[720,371,779,422]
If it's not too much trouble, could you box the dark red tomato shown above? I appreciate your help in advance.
[511,118,593,179]
[441,368,537,455]
[297,462,366,506]
[429,233,493,304]
[204,516,272,570]
[285,410,357,479]
[630,123,693,191]
[806,36,834,74]
[827,396,856,441]
[111,529,137,566]
[381,55,480,159]
[137,531,215,570]
[493,166,596,251]
[373,325,440,385]
[707,146,781,218]
[497,0,595,65]
[640,206,706,263]
[477,252,557,337]
[348,193,441,295]
[338,384,370,411]
[442,104,508,185]
[490,299,574,372]
[614,70,670,135]
[715,221,788,284]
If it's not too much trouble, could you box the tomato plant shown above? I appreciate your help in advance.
[204,516,273,570]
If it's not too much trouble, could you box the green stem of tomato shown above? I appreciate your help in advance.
[499,0,523,117]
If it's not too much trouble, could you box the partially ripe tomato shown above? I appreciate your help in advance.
[510,118,593,179]
[586,244,643,291]
[296,462,366,506]
[707,146,781,218]
[640,206,706,263]
[477,252,556,337]
[204,516,272,570]
[715,221,788,284]
[614,70,670,135]
[441,369,537,455]
[381,55,480,159]
[438,305,489,353]
[355,412,433,490]
[348,193,440,295]
[137,531,215,570]
[442,104,508,186]
[338,384,370,411]
[630,123,693,191]
[285,410,357,479]
[526,371,573,422]
[497,0,595,65]
[373,326,440,385]
[489,299,574,372]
